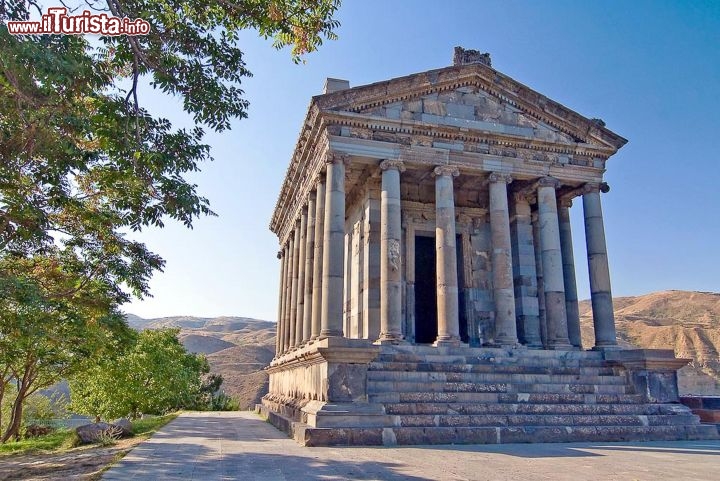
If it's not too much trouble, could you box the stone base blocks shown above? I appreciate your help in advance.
[258,344,718,446]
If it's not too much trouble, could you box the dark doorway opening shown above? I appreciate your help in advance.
[414,235,437,343]
[456,234,468,344]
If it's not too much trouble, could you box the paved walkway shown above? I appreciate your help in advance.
[103,411,720,481]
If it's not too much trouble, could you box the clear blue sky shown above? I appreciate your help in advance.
[127,0,720,321]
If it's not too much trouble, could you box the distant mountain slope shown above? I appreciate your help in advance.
[125,314,276,409]
[580,290,720,395]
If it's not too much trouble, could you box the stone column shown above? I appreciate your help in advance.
[488,172,518,347]
[510,193,542,347]
[275,250,285,356]
[582,183,618,349]
[320,153,347,338]
[532,211,547,347]
[536,177,571,349]
[310,177,325,340]
[302,192,316,343]
[404,217,416,343]
[282,240,293,353]
[378,160,405,343]
[434,165,461,345]
[288,223,300,349]
[558,198,582,349]
[295,208,308,347]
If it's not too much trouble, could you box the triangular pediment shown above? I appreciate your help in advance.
[352,86,580,145]
[313,64,627,151]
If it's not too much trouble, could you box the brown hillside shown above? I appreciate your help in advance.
[126,314,276,409]
[580,290,720,395]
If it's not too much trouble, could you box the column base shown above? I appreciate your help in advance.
[433,336,461,347]
[319,330,344,339]
[592,344,622,351]
[547,341,573,350]
[375,335,406,345]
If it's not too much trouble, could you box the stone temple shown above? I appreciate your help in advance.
[258,48,718,445]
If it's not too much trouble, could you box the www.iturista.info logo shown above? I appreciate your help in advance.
[7,7,150,35]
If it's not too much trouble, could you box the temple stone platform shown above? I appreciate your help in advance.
[257,343,718,446]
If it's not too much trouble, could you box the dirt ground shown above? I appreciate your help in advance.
[0,437,144,481]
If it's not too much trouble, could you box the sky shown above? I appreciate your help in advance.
[126,0,720,322]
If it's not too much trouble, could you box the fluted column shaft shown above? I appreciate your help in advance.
[275,250,286,356]
[379,160,405,343]
[537,177,571,349]
[583,184,618,349]
[434,165,461,345]
[286,232,297,350]
[310,179,326,339]
[320,154,347,338]
[302,194,316,343]
[295,209,308,346]
[558,199,582,348]
[489,173,518,346]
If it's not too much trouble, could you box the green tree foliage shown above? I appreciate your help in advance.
[0,251,132,442]
[0,0,339,441]
[70,328,209,420]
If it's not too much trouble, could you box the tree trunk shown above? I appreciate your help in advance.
[1,388,26,443]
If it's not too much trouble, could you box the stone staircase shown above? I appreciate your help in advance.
[364,345,719,445]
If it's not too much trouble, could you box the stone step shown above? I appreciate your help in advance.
[388,424,720,446]
[393,413,700,428]
[368,361,618,376]
[382,401,692,416]
[374,353,609,368]
[369,391,644,404]
[367,380,627,395]
[378,344,605,361]
[296,424,720,447]
[367,370,627,385]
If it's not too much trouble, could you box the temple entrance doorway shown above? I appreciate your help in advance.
[414,235,437,343]
[414,234,468,344]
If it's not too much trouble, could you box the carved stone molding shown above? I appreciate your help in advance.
[433,165,460,177]
[488,172,513,184]
[379,159,406,173]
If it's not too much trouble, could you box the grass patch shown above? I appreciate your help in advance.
[0,428,75,455]
[0,412,178,456]
[130,413,179,437]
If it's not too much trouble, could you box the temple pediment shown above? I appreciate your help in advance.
[350,87,580,146]
[313,62,626,152]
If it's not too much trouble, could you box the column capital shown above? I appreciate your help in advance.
[433,165,460,177]
[513,191,536,204]
[314,172,326,187]
[488,172,513,184]
[559,198,573,209]
[379,159,406,172]
[537,176,561,189]
[325,151,351,166]
[582,182,610,194]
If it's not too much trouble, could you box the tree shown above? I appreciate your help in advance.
[0,250,133,442]
[70,328,209,420]
[0,0,340,440]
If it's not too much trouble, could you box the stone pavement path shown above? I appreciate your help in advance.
[102,411,720,481]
